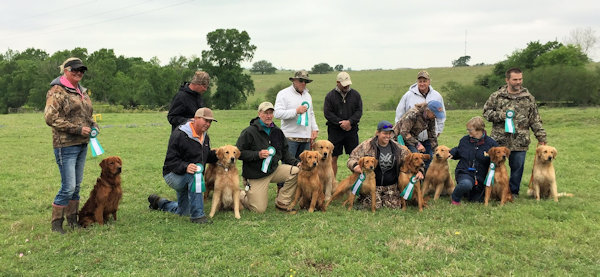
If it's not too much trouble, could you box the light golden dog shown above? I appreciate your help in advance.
[422,145,455,200]
[312,140,336,201]
[527,145,572,201]
[484,146,512,206]
[206,145,242,219]
[288,151,325,213]
[325,157,378,212]
[398,153,430,212]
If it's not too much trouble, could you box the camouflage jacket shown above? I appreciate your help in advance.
[44,77,96,148]
[347,136,410,173]
[393,103,437,149]
[482,85,546,151]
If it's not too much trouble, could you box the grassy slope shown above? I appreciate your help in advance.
[1,106,599,275]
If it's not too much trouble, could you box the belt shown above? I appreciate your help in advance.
[288,137,311,143]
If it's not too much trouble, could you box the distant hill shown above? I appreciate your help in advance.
[248,66,493,111]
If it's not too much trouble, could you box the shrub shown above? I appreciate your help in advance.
[443,81,491,110]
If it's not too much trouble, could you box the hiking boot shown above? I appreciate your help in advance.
[190,216,213,224]
[275,201,297,214]
[51,205,66,234]
[148,194,163,210]
[65,200,80,230]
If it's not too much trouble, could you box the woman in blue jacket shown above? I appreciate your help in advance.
[449,116,498,205]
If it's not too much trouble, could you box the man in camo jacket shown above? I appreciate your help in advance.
[483,67,547,197]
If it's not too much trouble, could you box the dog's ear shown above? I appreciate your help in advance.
[551,147,557,158]
[234,147,241,159]
[505,147,511,157]
[422,154,431,160]
[358,157,365,169]
[316,152,322,161]
[372,158,378,168]
[299,151,307,161]
[99,158,107,169]
[116,156,122,165]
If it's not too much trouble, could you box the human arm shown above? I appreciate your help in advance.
[44,88,88,136]
[528,97,547,143]
[273,89,301,120]
[482,92,506,123]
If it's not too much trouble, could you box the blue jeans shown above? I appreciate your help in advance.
[451,174,484,203]
[508,151,527,195]
[287,139,310,160]
[161,172,206,219]
[407,140,433,171]
[53,144,88,206]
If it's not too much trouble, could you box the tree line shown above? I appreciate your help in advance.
[0,29,256,114]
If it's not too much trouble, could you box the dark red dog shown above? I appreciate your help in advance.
[79,156,123,227]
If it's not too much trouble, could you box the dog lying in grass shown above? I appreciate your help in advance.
[484,147,512,206]
[79,156,123,227]
[325,157,378,212]
[206,145,243,219]
[527,145,573,202]
[287,151,325,213]
[398,153,430,212]
[422,145,455,200]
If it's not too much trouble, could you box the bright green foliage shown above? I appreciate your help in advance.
[311,63,334,74]
[201,29,257,109]
[534,44,590,67]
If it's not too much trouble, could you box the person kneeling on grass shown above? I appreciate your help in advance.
[148,108,218,224]
[449,116,498,205]
[236,102,300,213]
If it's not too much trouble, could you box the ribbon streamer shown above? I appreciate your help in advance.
[261,146,276,173]
[89,127,104,157]
[505,110,515,133]
[484,163,496,187]
[296,101,310,126]
[397,135,405,146]
[351,173,366,195]
[401,175,418,200]
[192,163,206,193]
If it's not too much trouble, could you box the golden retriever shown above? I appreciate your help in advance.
[312,140,336,201]
[324,157,378,212]
[287,151,325,212]
[422,145,455,200]
[527,145,572,201]
[398,153,430,212]
[79,156,123,227]
[484,146,512,206]
[206,145,243,219]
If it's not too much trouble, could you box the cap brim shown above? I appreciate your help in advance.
[290,77,313,83]
[72,65,88,70]
[340,80,352,87]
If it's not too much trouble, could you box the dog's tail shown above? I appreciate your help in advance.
[557,192,574,198]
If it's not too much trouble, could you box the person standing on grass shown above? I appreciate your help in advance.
[45,57,96,234]
[449,116,498,205]
[148,108,218,224]
[482,67,546,198]
[346,120,412,209]
[323,71,363,177]
[236,102,300,213]
[167,71,210,131]
[393,100,445,158]
[394,70,446,172]
[273,70,319,192]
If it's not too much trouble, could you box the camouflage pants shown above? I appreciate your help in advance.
[357,185,403,209]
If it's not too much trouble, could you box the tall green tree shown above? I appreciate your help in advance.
[201,28,256,109]
[250,60,276,74]
[311,63,333,74]
[452,55,471,67]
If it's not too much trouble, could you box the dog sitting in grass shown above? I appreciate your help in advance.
[484,147,512,206]
[287,151,325,213]
[324,157,378,212]
[398,153,429,212]
[527,145,573,202]
[206,145,243,219]
[421,145,455,200]
[79,156,123,227]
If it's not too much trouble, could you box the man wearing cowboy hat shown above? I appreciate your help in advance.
[274,70,319,160]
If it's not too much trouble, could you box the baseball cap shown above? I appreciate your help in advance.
[194,107,217,122]
[417,70,430,80]
[289,70,313,83]
[427,100,445,119]
[336,72,352,87]
[258,102,274,112]
[191,71,210,85]
[377,120,394,132]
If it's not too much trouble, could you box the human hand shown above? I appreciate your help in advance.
[416,171,424,180]
[353,165,362,174]
[258,149,270,159]
[81,126,92,136]
[311,130,318,140]
[186,163,198,174]
[296,105,308,114]
[339,120,351,131]
[417,143,425,152]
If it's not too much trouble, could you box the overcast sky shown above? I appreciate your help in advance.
[1,0,598,70]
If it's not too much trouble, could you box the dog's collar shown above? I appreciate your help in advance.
[216,162,234,171]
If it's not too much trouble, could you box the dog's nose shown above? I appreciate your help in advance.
[312,162,317,167]
[230,157,235,163]
[117,167,122,173]
[323,153,327,157]
[436,153,440,158]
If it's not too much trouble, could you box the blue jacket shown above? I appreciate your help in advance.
[450,134,498,185]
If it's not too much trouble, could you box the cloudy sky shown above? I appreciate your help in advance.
[1,0,598,70]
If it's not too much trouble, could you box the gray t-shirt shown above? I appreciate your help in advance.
[377,143,393,173]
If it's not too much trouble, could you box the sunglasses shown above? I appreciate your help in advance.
[297,79,309,83]
[69,68,86,74]
[379,124,393,130]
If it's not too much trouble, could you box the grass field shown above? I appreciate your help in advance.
[248,66,493,111]
[1,106,599,275]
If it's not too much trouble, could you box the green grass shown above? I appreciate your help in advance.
[1,107,599,275]
[249,66,493,111]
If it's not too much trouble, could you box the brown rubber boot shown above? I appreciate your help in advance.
[51,205,66,234]
[65,200,79,230]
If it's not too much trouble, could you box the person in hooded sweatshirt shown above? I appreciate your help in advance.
[45,57,97,234]
[167,71,210,131]
[236,102,300,213]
